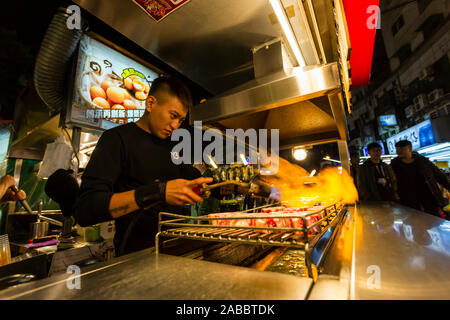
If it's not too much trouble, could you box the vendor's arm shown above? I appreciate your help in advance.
[73,130,212,226]
[429,159,450,190]
[108,176,212,219]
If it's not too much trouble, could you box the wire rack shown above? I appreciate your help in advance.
[155,202,344,254]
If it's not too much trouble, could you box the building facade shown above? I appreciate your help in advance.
[348,0,450,160]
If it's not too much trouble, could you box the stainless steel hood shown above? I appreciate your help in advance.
[190,39,348,150]
[74,0,350,151]
[73,0,339,95]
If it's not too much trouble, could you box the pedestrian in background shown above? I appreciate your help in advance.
[350,151,360,187]
[357,142,399,202]
[391,140,449,219]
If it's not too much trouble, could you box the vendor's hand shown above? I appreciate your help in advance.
[165,177,213,206]
[1,189,27,202]
[0,175,26,202]
[0,175,16,189]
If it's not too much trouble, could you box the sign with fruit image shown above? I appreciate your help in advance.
[69,34,159,129]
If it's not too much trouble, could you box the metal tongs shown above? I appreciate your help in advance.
[10,186,63,227]
[192,181,250,197]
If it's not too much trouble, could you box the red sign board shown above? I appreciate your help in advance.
[133,0,191,22]
[343,0,380,87]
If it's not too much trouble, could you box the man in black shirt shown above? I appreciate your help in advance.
[357,142,399,202]
[391,140,449,218]
[73,77,212,255]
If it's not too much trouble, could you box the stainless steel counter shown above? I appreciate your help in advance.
[0,249,313,300]
[309,202,450,300]
[3,202,449,300]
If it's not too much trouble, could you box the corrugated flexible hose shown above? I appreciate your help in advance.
[34,7,85,113]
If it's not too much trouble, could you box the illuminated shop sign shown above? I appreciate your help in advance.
[386,120,435,154]
[68,33,159,130]
[379,114,397,126]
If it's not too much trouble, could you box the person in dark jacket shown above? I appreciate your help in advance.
[391,140,450,218]
[357,142,399,202]
[350,151,360,187]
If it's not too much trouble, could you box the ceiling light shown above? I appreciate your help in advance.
[293,147,307,160]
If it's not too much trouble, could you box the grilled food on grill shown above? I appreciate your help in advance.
[207,206,332,235]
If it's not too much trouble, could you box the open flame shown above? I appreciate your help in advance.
[259,157,358,206]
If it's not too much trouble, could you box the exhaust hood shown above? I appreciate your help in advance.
[74,0,350,150]
[190,39,348,150]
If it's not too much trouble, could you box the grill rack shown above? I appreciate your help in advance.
[155,203,345,278]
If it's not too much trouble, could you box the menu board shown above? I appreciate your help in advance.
[67,33,160,130]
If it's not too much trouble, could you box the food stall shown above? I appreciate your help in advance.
[0,0,449,300]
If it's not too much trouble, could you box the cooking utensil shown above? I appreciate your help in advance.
[31,201,49,239]
[192,180,249,196]
[10,187,64,228]
[9,185,33,215]
[30,221,49,239]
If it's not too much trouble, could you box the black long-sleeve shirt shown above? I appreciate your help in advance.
[73,122,200,255]
[391,153,450,213]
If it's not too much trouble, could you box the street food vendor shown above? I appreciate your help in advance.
[0,175,26,203]
[73,76,212,255]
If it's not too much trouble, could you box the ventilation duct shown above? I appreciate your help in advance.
[34,7,84,114]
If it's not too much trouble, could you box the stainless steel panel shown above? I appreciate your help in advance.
[74,0,339,95]
[303,0,327,64]
[190,62,342,148]
[338,140,350,172]
[352,203,450,300]
[74,0,349,149]
[262,100,337,141]
[190,63,339,124]
[0,250,313,300]
[314,203,450,300]
[308,275,349,300]
[281,0,320,65]
[328,91,348,141]
[310,0,338,64]
[8,115,70,161]
[74,0,284,95]
[253,39,286,79]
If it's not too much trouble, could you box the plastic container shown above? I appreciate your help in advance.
[0,234,11,266]
[84,225,101,242]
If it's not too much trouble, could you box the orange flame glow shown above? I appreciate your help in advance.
[260,157,358,206]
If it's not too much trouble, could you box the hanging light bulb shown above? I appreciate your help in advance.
[292,147,307,161]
